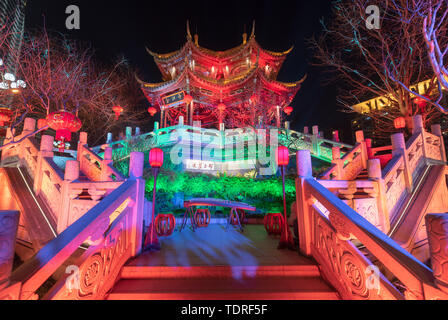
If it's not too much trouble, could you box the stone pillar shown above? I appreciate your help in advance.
[365,139,374,160]
[106,133,113,144]
[219,123,225,132]
[22,118,36,135]
[179,116,184,126]
[332,147,343,179]
[413,115,424,135]
[426,214,448,293]
[356,130,368,169]
[77,132,88,162]
[0,211,19,290]
[154,122,160,131]
[129,152,145,256]
[392,133,412,191]
[432,124,447,162]
[33,135,55,195]
[332,130,340,142]
[312,126,319,156]
[368,159,390,233]
[135,127,141,136]
[64,160,80,181]
[101,147,113,181]
[126,127,133,139]
[296,150,313,256]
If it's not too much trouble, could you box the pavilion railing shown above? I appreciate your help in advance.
[295,149,448,300]
[0,152,145,300]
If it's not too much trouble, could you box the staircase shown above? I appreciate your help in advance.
[108,263,340,300]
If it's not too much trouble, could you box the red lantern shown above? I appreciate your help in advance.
[149,148,164,168]
[414,96,429,108]
[184,94,193,105]
[155,214,176,237]
[194,209,211,228]
[276,146,290,167]
[148,107,158,117]
[230,209,246,226]
[46,111,82,152]
[217,103,227,112]
[264,213,284,236]
[284,106,294,116]
[394,117,406,130]
[0,114,10,126]
[112,105,124,121]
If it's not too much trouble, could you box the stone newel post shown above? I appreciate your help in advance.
[431,124,447,162]
[426,214,448,293]
[391,132,412,192]
[0,211,19,290]
[368,159,390,233]
[129,152,145,256]
[295,150,313,256]
[58,160,80,233]
[33,135,55,195]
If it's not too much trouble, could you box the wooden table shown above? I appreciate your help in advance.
[180,198,256,232]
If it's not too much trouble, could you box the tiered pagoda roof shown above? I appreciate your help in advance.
[139,22,306,129]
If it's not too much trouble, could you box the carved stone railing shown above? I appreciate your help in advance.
[296,150,448,300]
[321,131,367,181]
[96,120,354,165]
[0,152,145,300]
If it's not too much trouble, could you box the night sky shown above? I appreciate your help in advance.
[25,0,355,142]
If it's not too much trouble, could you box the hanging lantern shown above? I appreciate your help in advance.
[184,94,193,105]
[46,111,82,152]
[394,117,406,130]
[112,105,124,121]
[0,114,10,126]
[276,146,290,167]
[284,106,294,116]
[217,103,227,113]
[414,95,430,114]
[148,107,158,117]
[149,148,164,168]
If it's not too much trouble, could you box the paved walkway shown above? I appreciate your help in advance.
[129,225,312,267]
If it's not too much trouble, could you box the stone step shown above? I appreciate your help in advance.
[108,274,339,300]
[120,264,322,279]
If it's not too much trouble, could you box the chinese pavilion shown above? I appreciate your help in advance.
[139,23,306,129]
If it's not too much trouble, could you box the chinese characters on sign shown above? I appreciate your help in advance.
[186,160,215,171]
[162,91,185,107]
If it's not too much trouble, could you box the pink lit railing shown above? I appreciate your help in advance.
[0,152,145,300]
[296,150,448,300]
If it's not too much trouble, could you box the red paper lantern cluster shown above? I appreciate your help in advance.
[155,214,176,237]
[184,94,193,105]
[0,114,10,126]
[230,209,246,226]
[194,209,211,228]
[276,146,290,167]
[148,107,158,117]
[217,103,227,112]
[149,148,164,168]
[284,106,294,116]
[264,213,284,236]
[394,117,406,130]
[112,106,124,121]
[46,111,82,152]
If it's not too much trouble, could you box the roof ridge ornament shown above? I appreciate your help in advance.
[187,20,192,40]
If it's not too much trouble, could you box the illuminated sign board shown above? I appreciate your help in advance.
[162,91,185,107]
[186,160,216,171]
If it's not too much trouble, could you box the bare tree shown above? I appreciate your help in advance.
[310,0,448,141]
[1,28,148,148]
